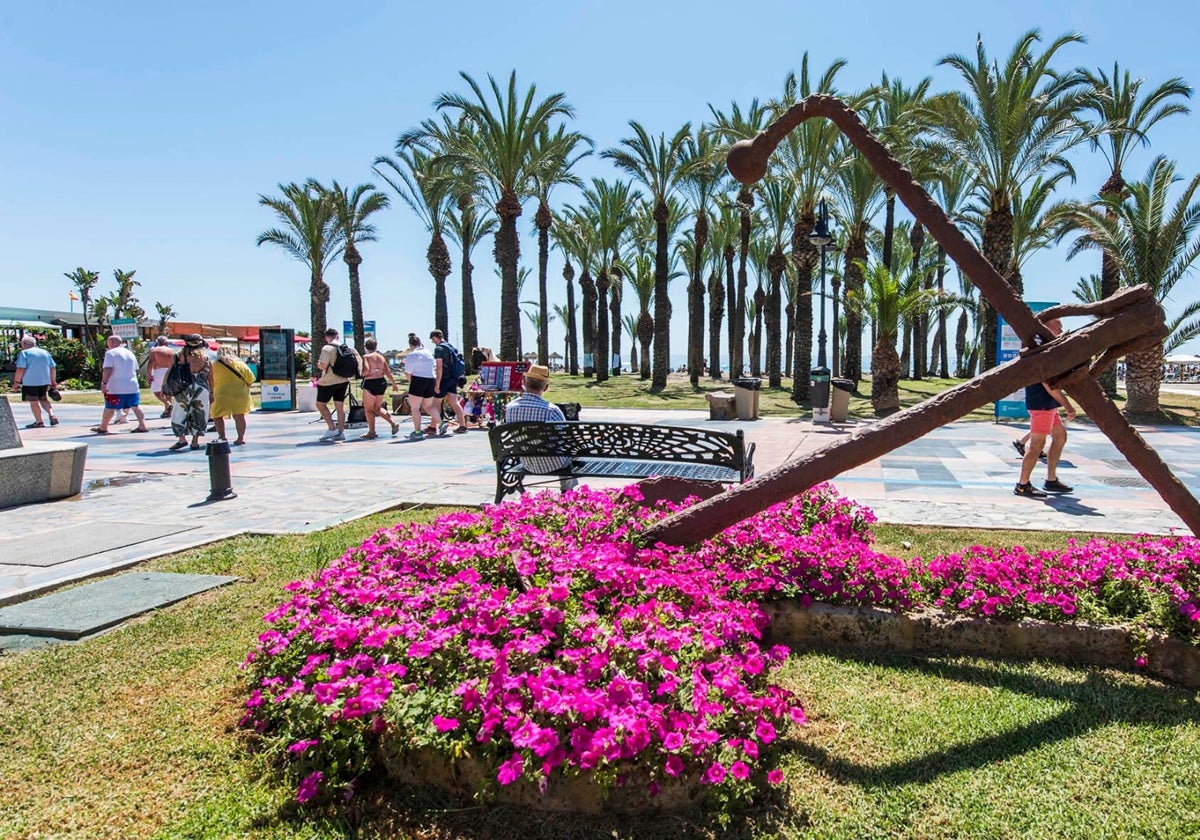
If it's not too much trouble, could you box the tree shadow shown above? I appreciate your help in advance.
[790,650,1199,790]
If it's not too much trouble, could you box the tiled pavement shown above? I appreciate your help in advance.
[2,401,1199,605]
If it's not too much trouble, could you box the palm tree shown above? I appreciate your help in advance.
[552,302,576,370]
[257,182,344,363]
[531,125,591,366]
[1078,63,1192,395]
[758,178,795,387]
[560,207,600,377]
[679,130,725,386]
[154,302,177,337]
[324,180,389,354]
[622,312,640,373]
[432,71,576,360]
[602,122,691,389]
[1071,273,1105,304]
[767,57,851,402]
[627,250,655,380]
[373,148,454,333]
[933,29,1087,370]
[581,179,638,383]
[1053,156,1200,415]
[832,147,886,384]
[707,205,735,380]
[931,160,978,377]
[64,268,100,356]
[551,217,586,375]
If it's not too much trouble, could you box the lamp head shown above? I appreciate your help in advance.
[809,199,833,247]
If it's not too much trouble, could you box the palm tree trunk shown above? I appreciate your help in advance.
[344,243,366,355]
[830,275,841,378]
[564,261,579,376]
[936,245,949,378]
[596,270,610,383]
[871,335,901,416]
[910,222,926,379]
[580,270,596,378]
[734,191,752,377]
[535,200,552,366]
[652,201,671,389]
[842,232,868,384]
[955,310,968,377]
[688,212,708,387]
[1097,171,1125,397]
[428,233,451,337]
[766,247,785,387]
[708,271,724,381]
[980,203,1015,371]
[784,300,794,380]
[900,322,912,378]
[791,213,816,402]
[1124,343,1164,415]
[750,285,764,378]
[725,244,737,377]
[495,191,523,360]
[881,189,896,272]
[310,269,330,377]
[460,214,479,368]
[610,279,623,376]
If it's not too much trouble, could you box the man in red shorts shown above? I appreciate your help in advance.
[1014,319,1077,498]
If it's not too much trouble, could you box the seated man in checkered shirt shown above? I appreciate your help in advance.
[503,364,577,489]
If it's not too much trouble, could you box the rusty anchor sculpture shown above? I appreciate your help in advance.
[643,94,1200,548]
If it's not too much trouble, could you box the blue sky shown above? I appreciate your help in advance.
[2,0,1198,360]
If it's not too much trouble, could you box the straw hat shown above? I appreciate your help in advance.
[182,334,206,350]
[524,364,551,386]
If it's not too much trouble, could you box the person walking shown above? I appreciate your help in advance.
[94,335,149,435]
[1014,319,1077,498]
[429,329,468,435]
[211,346,254,446]
[503,364,576,491]
[359,337,400,439]
[169,335,211,450]
[314,328,361,442]
[10,335,59,428]
[403,332,437,439]
[147,336,177,417]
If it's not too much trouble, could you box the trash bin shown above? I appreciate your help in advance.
[810,367,830,423]
[830,378,854,423]
[732,377,761,420]
[705,391,737,421]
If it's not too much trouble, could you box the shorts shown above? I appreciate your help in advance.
[21,385,49,402]
[105,392,140,410]
[316,381,349,403]
[1028,409,1063,436]
[434,378,458,397]
[362,377,388,396]
[408,376,436,399]
[150,367,168,394]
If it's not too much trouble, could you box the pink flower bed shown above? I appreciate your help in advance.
[242,484,1200,807]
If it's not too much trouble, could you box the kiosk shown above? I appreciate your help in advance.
[259,328,296,411]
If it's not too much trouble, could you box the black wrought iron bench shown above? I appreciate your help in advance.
[487,421,755,503]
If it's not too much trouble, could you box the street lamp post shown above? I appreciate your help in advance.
[809,199,833,423]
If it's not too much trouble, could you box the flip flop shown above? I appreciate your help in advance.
[49,417,59,426]
[131,428,150,433]
[232,440,246,446]
[190,443,201,450]
[91,427,112,435]
[169,441,188,451]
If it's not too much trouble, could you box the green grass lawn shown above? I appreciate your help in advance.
[2,512,1196,840]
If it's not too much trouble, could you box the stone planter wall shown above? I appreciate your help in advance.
[764,601,1200,689]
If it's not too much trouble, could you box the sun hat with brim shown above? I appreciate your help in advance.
[182,334,206,350]
[524,364,551,385]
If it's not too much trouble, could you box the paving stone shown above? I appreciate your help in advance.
[0,572,236,639]
[0,522,198,566]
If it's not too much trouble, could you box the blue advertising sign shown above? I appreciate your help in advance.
[342,320,376,343]
[995,301,1056,419]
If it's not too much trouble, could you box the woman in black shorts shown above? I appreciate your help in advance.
[359,337,400,438]
[403,332,438,439]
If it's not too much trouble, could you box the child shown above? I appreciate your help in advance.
[462,381,486,428]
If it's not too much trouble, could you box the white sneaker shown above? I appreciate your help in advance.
[330,432,345,442]
[320,428,339,441]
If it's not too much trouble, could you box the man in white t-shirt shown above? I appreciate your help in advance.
[94,335,149,434]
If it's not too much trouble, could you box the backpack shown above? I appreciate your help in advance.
[164,354,194,397]
[330,343,359,378]
[442,341,466,382]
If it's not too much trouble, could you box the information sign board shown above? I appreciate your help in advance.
[995,301,1056,419]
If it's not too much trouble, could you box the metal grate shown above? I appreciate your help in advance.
[1098,475,1150,488]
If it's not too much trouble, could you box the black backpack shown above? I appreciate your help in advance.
[330,344,359,378]
[164,354,194,397]
[442,342,466,381]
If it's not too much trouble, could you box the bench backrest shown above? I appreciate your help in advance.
[489,421,747,470]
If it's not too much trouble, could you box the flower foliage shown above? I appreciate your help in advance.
[243,483,1200,807]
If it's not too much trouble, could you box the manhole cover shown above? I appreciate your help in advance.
[0,522,198,567]
[1102,459,1135,471]
[1098,476,1150,488]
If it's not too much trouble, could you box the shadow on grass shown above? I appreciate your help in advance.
[790,649,1200,790]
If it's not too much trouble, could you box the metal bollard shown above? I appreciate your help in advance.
[205,439,237,501]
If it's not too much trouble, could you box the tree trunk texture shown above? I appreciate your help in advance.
[842,233,868,383]
[831,276,841,378]
[494,192,523,360]
[535,200,552,367]
[980,203,1014,371]
[936,245,949,378]
[580,270,596,378]
[652,201,672,389]
[725,244,737,378]
[564,261,579,376]
[750,285,764,378]
[766,247,786,387]
[638,311,653,380]
[1124,343,1164,415]
[881,190,896,272]
[791,213,816,402]
[310,270,330,376]
[596,270,610,383]
[955,310,968,378]
[871,335,901,415]
[459,199,479,367]
[900,322,912,379]
[610,278,623,376]
[689,212,708,387]
[910,222,927,379]
[733,188,753,377]
[708,271,724,380]
[784,300,794,380]
[428,232,451,339]
[344,243,365,355]
[1097,170,1126,398]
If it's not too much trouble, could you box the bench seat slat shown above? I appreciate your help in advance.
[572,459,740,482]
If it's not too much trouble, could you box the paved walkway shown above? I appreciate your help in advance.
[2,402,1198,605]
